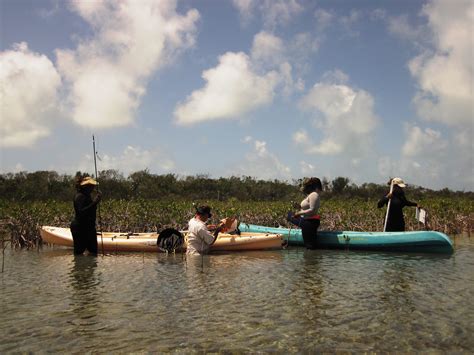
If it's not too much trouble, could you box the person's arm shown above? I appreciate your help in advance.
[198,225,220,246]
[377,195,389,208]
[401,194,418,207]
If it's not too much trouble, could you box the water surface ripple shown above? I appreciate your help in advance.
[1,237,473,352]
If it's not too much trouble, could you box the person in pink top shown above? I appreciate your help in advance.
[287,177,322,249]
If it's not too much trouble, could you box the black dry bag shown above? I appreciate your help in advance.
[157,228,184,253]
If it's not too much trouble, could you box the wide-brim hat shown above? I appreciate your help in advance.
[390,177,406,188]
[80,176,98,186]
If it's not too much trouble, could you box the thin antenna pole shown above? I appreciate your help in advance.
[93,135,105,256]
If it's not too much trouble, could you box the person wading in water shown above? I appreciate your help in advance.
[287,177,323,249]
[70,175,102,255]
[378,177,419,232]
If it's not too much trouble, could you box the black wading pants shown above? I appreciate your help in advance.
[70,222,98,255]
[288,215,320,249]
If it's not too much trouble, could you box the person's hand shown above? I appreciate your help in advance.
[386,192,392,199]
[213,225,222,238]
[94,191,102,203]
[286,211,294,221]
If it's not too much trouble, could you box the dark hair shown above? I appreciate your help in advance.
[74,172,92,192]
[302,177,322,192]
[196,205,212,218]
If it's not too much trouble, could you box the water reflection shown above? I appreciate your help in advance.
[1,239,473,353]
[68,255,101,340]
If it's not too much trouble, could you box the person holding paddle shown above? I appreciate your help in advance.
[287,177,323,249]
[70,175,102,255]
[378,177,419,232]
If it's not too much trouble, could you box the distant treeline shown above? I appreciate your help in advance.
[1,170,472,202]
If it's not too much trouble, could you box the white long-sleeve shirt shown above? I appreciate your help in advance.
[298,191,321,218]
[186,217,215,255]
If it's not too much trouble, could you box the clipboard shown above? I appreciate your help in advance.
[416,207,427,225]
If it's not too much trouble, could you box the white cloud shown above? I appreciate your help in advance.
[300,161,316,175]
[296,72,378,157]
[0,162,25,174]
[57,0,199,129]
[401,126,447,157]
[251,31,285,68]
[382,0,474,190]
[388,15,426,46]
[0,42,61,148]
[314,9,334,31]
[78,145,175,176]
[174,28,315,124]
[383,125,473,190]
[232,0,303,29]
[233,137,291,180]
[371,9,387,21]
[174,52,278,125]
[377,156,394,178]
[339,9,362,37]
[399,126,447,184]
[408,0,473,127]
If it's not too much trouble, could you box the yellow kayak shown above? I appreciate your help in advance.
[40,226,283,252]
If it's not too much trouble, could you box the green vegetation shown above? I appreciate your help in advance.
[0,170,472,248]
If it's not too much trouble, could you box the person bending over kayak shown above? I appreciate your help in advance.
[377,177,419,232]
[287,177,322,249]
[70,175,102,255]
[186,205,223,255]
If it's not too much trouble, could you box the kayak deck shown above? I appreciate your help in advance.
[239,223,454,253]
[40,226,283,252]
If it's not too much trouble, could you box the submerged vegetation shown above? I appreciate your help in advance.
[0,170,472,248]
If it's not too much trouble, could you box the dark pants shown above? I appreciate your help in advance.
[288,215,320,249]
[70,223,98,255]
[385,218,405,232]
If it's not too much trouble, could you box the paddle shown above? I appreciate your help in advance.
[383,179,394,232]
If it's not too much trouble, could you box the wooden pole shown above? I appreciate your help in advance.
[383,180,394,232]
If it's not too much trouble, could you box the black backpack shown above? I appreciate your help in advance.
[157,228,184,253]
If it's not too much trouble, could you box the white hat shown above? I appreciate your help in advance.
[391,177,406,188]
[80,176,98,186]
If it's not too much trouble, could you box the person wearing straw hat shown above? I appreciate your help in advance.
[70,175,102,255]
[287,177,323,249]
[377,177,419,232]
[186,205,223,255]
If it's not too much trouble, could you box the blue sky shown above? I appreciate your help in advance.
[1,0,472,190]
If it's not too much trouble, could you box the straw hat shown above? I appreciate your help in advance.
[390,177,406,188]
[80,176,98,186]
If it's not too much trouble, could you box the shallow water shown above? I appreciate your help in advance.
[1,236,473,353]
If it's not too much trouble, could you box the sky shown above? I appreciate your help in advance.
[0,0,473,191]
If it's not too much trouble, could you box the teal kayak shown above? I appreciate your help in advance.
[239,223,454,254]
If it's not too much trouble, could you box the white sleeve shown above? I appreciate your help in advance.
[197,226,215,245]
[298,192,320,216]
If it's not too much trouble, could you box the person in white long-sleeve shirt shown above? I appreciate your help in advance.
[186,205,222,255]
[287,177,322,249]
